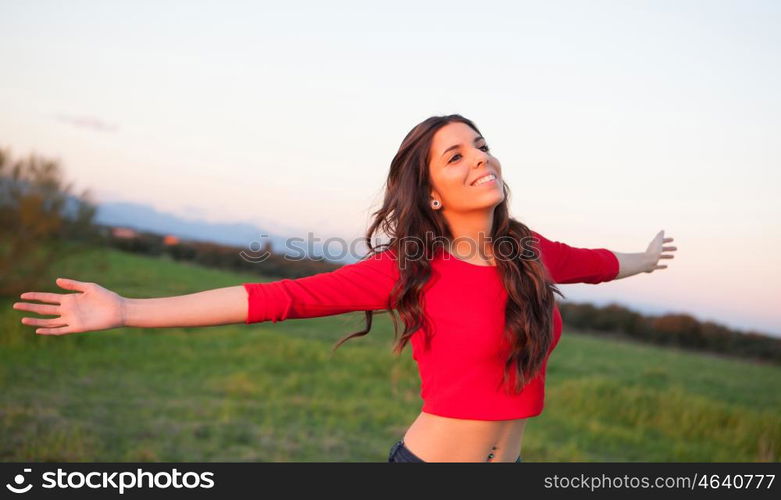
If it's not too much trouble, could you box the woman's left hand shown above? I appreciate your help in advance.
[644,230,677,273]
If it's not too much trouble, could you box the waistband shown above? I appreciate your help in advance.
[390,440,523,462]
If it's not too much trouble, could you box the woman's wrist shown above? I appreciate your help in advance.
[613,250,655,279]
[119,296,129,328]
[643,251,656,272]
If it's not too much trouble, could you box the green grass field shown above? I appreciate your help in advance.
[1,246,779,462]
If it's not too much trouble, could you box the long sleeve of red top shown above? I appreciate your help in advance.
[531,230,619,284]
[242,248,399,324]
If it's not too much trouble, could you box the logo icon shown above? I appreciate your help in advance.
[6,468,33,494]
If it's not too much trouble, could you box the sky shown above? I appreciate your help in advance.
[1,0,779,336]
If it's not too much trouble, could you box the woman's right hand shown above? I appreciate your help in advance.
[12,278,126,335]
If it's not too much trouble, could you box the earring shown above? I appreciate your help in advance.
[431,199,441,209]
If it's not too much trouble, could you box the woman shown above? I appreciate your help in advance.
[12,114,676,463]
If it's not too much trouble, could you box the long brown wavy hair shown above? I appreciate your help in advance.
[331,114,565,394]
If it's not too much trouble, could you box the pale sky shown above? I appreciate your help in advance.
[1,0,779,336]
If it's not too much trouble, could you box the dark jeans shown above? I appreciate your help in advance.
[387,440,522,463]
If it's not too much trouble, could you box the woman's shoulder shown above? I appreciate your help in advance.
[524,228,548,253]
[522,229,555,270]
[350,246,400,278]
[360,246,398,262]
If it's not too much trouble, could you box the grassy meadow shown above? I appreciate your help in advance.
[1,245,779,462]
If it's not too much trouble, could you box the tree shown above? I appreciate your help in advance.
[0,146,99,296]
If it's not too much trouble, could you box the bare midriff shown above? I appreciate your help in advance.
[402,411,527,462]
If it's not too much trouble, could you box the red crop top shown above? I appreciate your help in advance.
[242,230,619,420]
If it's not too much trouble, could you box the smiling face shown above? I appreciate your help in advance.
[428,121,505,214]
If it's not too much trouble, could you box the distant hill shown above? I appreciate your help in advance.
[94,200,357,264]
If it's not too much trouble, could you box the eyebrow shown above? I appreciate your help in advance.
[440,135,485,159]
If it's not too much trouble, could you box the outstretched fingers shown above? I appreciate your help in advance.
[36,325,73,336]
[23,317,67,328]
[19,292,62,305]
[13,302,59,316]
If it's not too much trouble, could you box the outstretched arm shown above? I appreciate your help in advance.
[612,229,677,280]
[13,248,399,335]
[13,278,249,335]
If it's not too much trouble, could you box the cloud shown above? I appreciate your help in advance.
[55,113,119,132]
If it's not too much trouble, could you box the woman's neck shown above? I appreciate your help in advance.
[442,209,495,263]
